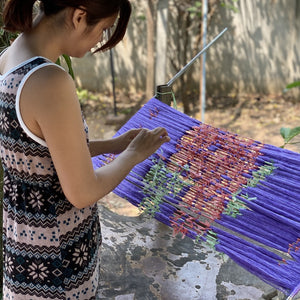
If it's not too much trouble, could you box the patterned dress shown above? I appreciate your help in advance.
[0,57,101,299]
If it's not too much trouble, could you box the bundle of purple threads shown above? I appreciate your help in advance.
[92,98,300,298]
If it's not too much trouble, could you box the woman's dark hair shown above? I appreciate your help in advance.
[2,0,131,51]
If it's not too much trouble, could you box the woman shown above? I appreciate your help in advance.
[0,0,170,299]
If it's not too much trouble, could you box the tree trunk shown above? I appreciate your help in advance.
[155,0,169,87]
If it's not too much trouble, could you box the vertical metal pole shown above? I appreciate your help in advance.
[201,0,208,123]
[110,49,117,116]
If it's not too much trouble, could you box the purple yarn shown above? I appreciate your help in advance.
[208,145,219,151]
[262,176,300,193]
[242,198,300,231]
[213,226,300,295]
[218,212,296,252]
[243,187,300,222]
[159,202,177,215]
[154,212,171,226]
[213,226,283,262]
[272,165,300,179]
[260,145,300,170]
[288,282,300,299]
[91,98,300,295]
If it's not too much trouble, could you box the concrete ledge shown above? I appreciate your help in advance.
[96,205,288,300]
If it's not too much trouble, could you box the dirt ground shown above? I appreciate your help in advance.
[83,91,300,216]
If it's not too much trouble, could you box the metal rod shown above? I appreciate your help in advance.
[167,27,228,87]
[201,0,208,123]
[110,49,117,116]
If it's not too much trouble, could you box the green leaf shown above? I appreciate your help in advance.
[280,126,300,143]
[62,54,75,80]
[284,81,300,92]
[287,126,300,141]
[280,127,291,141]
[195,1,202,8]
[55,57,61,65]
[221,0,239,13]
[286,81,300,89]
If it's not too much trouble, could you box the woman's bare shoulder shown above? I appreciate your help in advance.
[19,62,80,138]
[27,63,74,90]
[22,63,77,106]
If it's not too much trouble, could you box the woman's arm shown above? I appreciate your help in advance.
[88,128,143,157]
[20,66,170,209]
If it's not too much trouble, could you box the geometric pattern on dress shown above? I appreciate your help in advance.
[1,57,101,299]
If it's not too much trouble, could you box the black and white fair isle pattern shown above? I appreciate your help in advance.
[0,57,101,299]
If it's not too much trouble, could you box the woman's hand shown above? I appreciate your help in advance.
[89,128,169,157]
[88,128,143,156]
[112,128,143,154]
[125,127,170,163]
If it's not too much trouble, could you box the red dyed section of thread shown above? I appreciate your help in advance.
[149,107,160,119]
[288,238,300,254]
[101,153,116,165]
[168,124,263,238]
[278,258,287,265]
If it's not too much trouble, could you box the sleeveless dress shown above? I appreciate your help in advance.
[0,57,101,299]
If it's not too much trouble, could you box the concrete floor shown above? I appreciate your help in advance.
[97,206,299,300]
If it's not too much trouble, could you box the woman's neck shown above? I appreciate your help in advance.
[20,14,65,62]
[0,11,72,74]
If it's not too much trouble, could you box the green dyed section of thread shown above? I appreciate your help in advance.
[245,160,276,187]
[223,161,276,218]
[223,190,246,218]
[155,90,177,109]
[195,230,219,249]
[139,157,192,217]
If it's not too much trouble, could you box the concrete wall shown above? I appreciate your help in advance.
[72,0,300,98]
[205,0,300,96]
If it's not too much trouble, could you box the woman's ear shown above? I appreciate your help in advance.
[71,8,87,29]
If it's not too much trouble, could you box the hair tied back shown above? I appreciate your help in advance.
[3,0,38,32]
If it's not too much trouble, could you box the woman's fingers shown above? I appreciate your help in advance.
[153,127,170,140]
[127,127,170,162]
